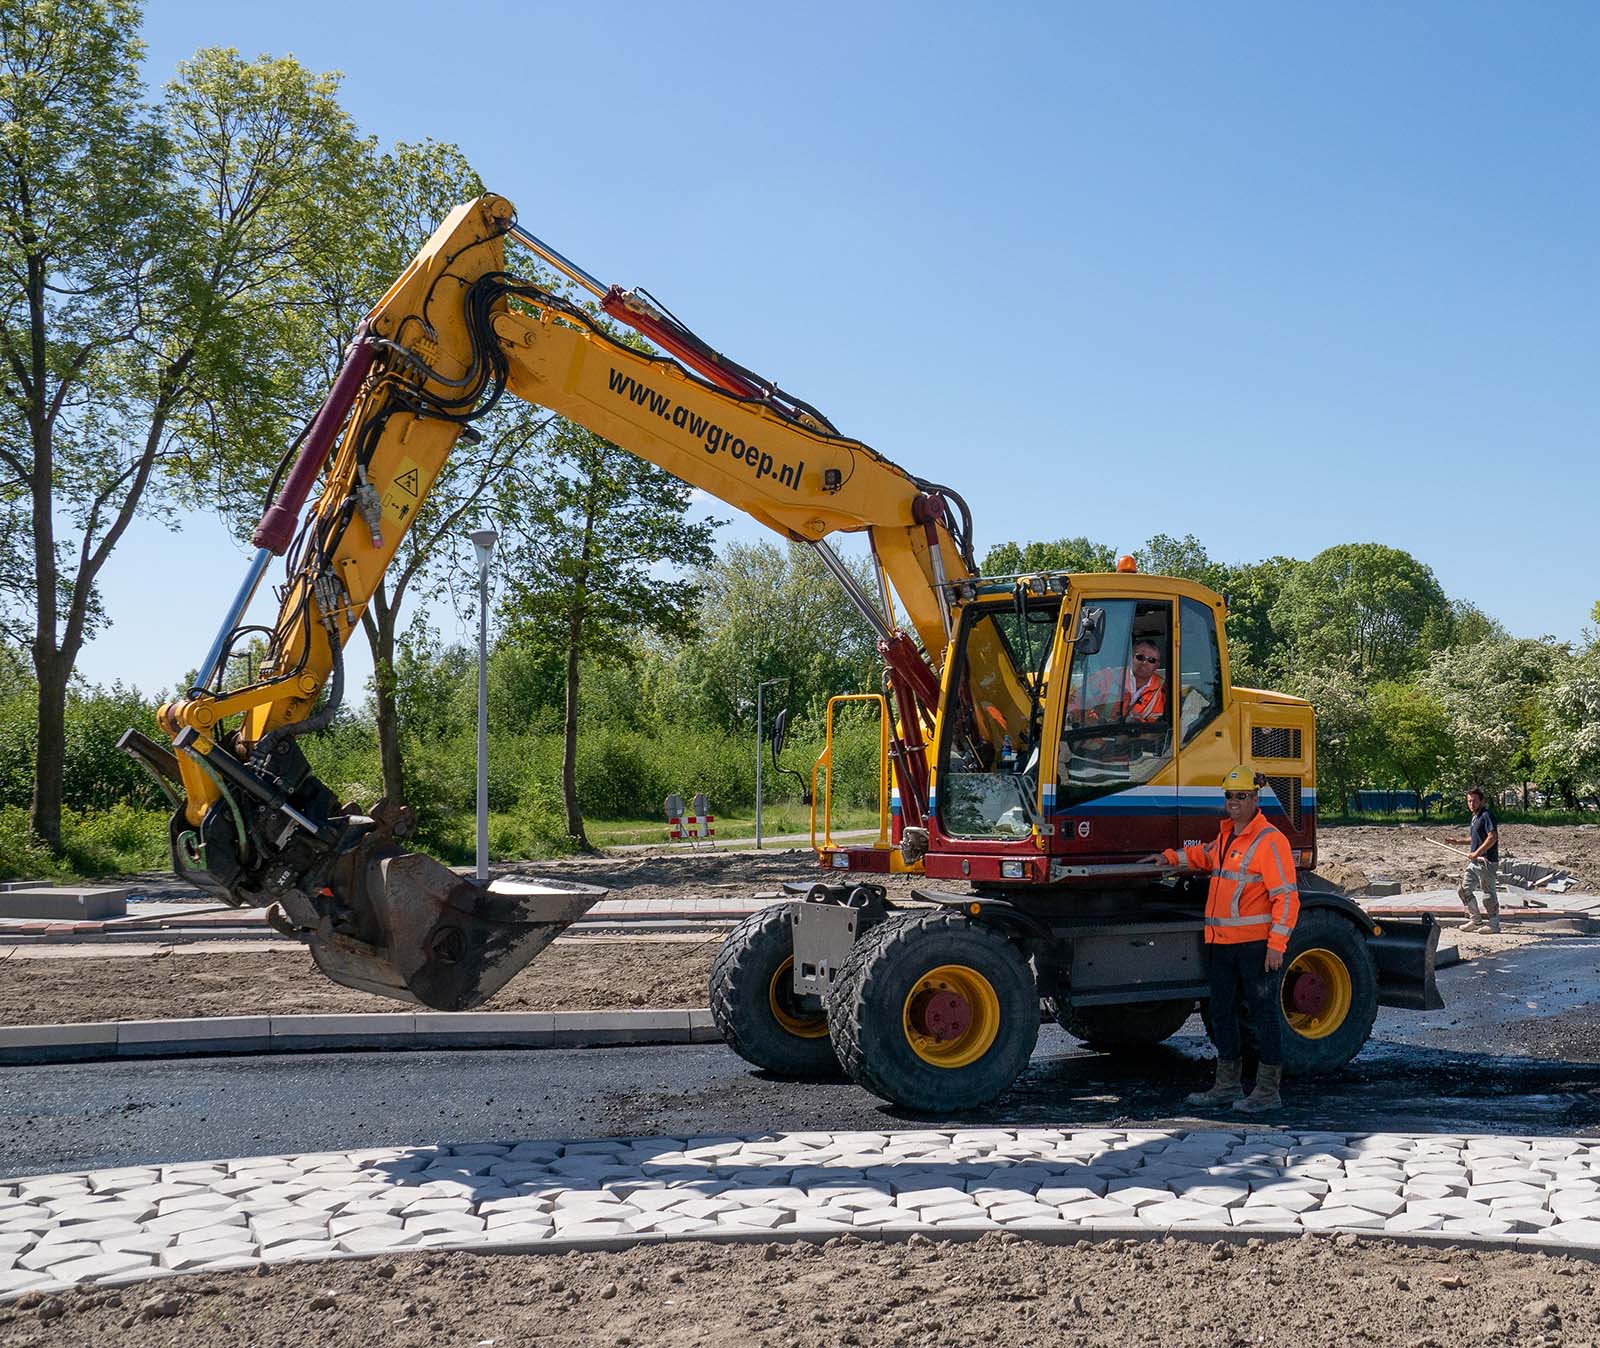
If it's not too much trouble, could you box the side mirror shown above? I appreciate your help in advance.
[1075,605,1106,656]
[771,708,789,760]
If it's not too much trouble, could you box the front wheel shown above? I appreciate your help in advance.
[828,912,1038,1113]
[709,906,839,1078]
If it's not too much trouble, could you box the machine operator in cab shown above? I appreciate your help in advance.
[1142,765,1299,1114]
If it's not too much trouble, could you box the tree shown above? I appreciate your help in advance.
[1272,543,1450,683]
[981,536,1116,575]
[0,8,366,849]
[1536,644,1600,810]
[676,540,881,733]
[496,422,716,847]
[1222,555,1302,687]
[1369,682,1453,813]
[1284,662,1373,816]
[1134,533,1230,592]
[1418,636,1554,800]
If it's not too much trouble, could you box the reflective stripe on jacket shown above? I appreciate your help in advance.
[1162,811,1300,953]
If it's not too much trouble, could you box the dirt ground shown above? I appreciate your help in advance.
[1317,822,1600,894]
[1,825,1595,1030]
[3,1233,1599,1348]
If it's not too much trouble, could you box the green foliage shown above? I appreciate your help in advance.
[1536,643,1600,805]
[674,541,880,732]
[0,802,169,880]
[1418,635,1554,799]
[1273,543,1449,682]
[982,536,1117,575]
[1224,556,1302,687]
[1369,681,1453,813]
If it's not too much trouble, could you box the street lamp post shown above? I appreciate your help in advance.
[753,677,788,850]
[469,528,498,884]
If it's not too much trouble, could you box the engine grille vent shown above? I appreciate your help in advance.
[1252,725,1303,760]
[1264,775,1303,830]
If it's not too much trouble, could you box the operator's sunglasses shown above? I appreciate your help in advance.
[1224,790,1257,801]
[1132,653,1159,664]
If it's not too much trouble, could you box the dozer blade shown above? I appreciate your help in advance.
[1368,914,1445,1012]
[292,849,606,1012]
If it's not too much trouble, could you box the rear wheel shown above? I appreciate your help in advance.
[1054,998,1196,1051]
[828,912,1038,1113]
[709,906,839,1078]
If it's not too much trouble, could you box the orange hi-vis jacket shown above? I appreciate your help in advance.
[1162,810,1300,954]
[1070,668,1167,723]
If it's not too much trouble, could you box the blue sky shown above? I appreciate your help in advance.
[91,1,1599,695]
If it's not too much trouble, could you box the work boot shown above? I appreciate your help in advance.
[1185,1058,1244,1108]
[1233,1064,1283,1115]
[1458,890,1484,932]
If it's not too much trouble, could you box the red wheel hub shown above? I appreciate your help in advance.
[909,988,972,1041]
[1287,967,1329,1015]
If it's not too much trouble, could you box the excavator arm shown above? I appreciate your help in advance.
[123,194,973,1010]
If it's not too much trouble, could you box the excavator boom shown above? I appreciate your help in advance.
[124,194,972,1010]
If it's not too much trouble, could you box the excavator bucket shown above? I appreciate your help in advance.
[285,849,606,1012]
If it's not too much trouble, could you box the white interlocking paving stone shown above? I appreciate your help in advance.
[260,1240,336,1263]
[1385,1212,1447,1233]
[101,1234,174,1256]
[1468,1181,1548,1204]
[991,1201,1061,1222]
[1410,1198,1496,1220]
[1140,1200,1231,1226]
[1545,1219,1600,1244]
[19,1242,97,1270]
[335,1228,420,1253]
[145,1209,247,1237]
[50,1251,154,1284]
[1300,1207,1386,1231]
[328,1212,402,1237]
[0,1270,53,1295]
[156,1192,234,1217]
[1548,1193,1600,1219]
[919,1201,981,1224]
[0,1234,33,1254]
[1336,1190,1407,1218]
[893,1186,970,1209]
[1496,1208,1559,1232]
[160,1240,255,1271]
[1177,1186,1248,1209]
[1102,1185,1171,1209]
[404,1212,485,1236]
[37,1218,143,1245]
[1230,1206,1303,1226]
[255,1223,329,1248]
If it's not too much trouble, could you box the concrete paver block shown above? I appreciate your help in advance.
[49,1250,153,1284]
[159,1239,255,1270]
[19,1242,97,1270]
[0,886,129,920]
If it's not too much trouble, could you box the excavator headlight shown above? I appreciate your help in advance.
[1000,860,1026,879]
[830,852,850,869]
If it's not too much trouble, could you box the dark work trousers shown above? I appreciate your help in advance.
[1205,940,1284,1066]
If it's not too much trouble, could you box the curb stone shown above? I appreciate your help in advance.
[0,1009,722,1064]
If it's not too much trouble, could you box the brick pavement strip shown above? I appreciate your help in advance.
[4,1128,1600,1301]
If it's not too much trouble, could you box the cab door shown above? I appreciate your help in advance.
[1173,595,1231,847]
[1048,595,1179,860]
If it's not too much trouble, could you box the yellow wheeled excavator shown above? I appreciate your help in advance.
[123,194,1442,1112]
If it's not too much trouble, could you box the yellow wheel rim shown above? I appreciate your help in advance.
[901,964,1002,1068]
[767,957,829,1039]
[1282,947,1354,1040]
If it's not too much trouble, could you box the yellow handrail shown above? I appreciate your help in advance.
[810,693,892,853]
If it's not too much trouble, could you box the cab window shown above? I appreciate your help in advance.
[936,597,1059,839]
[1056,599,1173,807]
[1179,597,1224,744]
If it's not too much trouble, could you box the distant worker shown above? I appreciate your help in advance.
[1447,787,1500,934]
[1141,765,1299,1114]
[1070,638,1167,725]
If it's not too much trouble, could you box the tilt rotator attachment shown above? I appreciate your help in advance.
[118,727,603,1012]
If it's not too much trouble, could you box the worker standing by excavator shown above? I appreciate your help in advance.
[1143,765,1300,1114]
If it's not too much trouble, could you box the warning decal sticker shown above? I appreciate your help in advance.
[381,457,428,526]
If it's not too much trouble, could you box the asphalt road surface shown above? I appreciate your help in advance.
[3,1023,1598,1181]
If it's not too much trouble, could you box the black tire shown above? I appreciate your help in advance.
[1201,910,1378,1076]
[827,912,1038,1113]
[1053,998,1196,1051]
[1276,909,1378,1075]
[709,906,839,1078]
